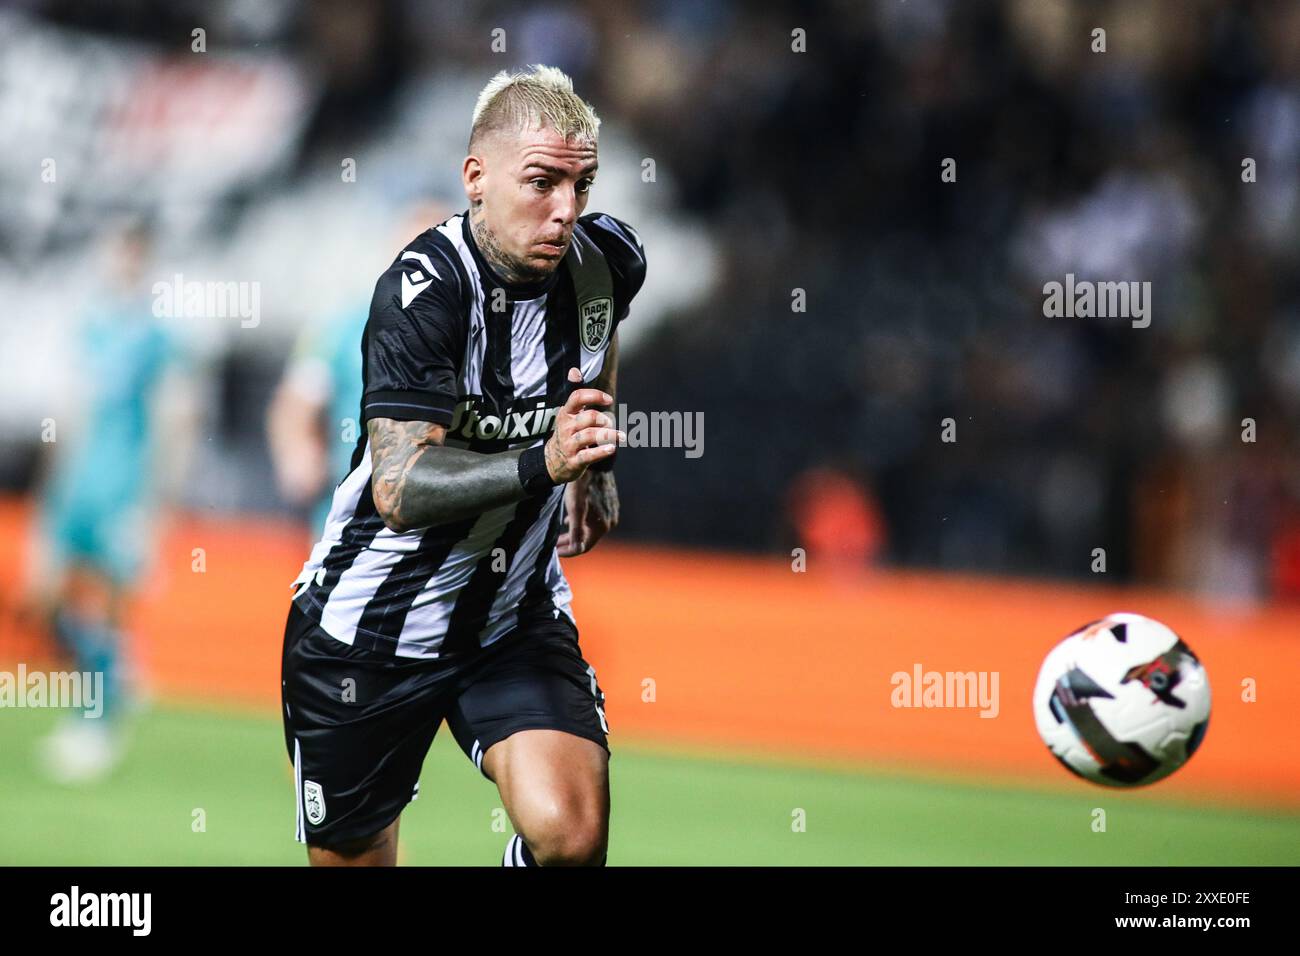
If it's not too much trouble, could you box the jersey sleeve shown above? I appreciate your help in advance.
[581,213,647,323]
[360,250,467,427]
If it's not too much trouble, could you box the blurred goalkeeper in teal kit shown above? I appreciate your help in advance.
[20,220,193,783]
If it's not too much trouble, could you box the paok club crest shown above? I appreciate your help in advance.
[303,780,326,825]
[580,297,613,350]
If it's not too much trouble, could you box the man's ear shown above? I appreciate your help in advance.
[463,154,485,205]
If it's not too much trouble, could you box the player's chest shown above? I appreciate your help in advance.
[447,300,609,451]
[462,297,609,393]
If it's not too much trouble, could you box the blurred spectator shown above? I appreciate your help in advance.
[786,465,885,576]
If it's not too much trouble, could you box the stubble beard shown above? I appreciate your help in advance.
[470,201,553,285]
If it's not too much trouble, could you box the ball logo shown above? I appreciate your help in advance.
[1034,612,1211,788]
[580,297,613,350]
[304,780,326,825]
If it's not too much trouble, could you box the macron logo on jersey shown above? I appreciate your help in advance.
[400,250,440,308]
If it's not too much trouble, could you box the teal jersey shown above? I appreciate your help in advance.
[43,295,174,581]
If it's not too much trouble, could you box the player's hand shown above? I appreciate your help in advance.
[557,470,619,557]
[543,367,623,484]
[277,443,329,506]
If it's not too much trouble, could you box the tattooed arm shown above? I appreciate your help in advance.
[558,333,621,556]
[368,368,622,533]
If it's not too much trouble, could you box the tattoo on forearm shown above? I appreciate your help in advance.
[367,418,531,532]
[585,471,619,526]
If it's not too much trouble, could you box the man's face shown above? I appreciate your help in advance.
[465,124,598,279]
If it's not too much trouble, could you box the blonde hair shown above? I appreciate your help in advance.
[469,64,600,150]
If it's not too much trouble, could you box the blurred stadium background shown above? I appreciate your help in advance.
[1,0,1299,864]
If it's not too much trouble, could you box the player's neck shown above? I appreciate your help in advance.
[468,206,543,288]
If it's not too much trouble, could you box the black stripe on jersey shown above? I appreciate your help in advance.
[544,271,584,403]
[302,479,384,610]
[351,320,376,474]
[440,492,553,656]
[420,222,475,408]
[520,500,565,614]
[351,517,480,653]
[478,280,516,417]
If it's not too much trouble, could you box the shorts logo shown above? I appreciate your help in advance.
[303,780,326,825]
[580,297,613,351]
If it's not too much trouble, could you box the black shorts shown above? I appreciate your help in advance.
[280,599,610,848]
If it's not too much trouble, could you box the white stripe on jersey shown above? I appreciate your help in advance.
[441,218,489,403]
[298,452,373,582]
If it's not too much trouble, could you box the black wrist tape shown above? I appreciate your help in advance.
[518,443,557,494]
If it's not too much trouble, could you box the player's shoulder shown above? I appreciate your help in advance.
[576,212,646,301]
[577,212,646,264]
[371,216,472,319]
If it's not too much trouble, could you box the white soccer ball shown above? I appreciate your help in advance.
[1033,612,1211,787]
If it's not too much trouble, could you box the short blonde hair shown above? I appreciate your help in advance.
[469,64,600,150]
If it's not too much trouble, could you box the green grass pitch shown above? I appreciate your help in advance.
[1,703,1296,865]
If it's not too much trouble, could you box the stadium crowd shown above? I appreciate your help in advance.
[4,0,1299,600]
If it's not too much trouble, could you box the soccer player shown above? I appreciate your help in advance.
[21,220,189,782]
[281,65,646,866]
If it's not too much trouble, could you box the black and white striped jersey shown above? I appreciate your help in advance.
[291,210,646,659]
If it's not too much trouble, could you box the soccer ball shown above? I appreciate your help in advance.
[1033,612,1210,787]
